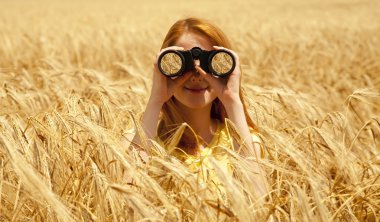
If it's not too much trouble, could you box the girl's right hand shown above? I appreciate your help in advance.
[149,46,191,106]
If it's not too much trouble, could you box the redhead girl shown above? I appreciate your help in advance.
[134,17,267,198]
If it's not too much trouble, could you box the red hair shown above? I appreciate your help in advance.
[161,18,232,49]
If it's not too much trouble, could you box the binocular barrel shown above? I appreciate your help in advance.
[158,47,236,78]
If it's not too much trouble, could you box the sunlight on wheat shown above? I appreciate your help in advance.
[0,0,379,221]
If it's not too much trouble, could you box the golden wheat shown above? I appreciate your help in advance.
[0,0,379,221]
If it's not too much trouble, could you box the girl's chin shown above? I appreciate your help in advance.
[173,97,212,109]
[173,90,217,109]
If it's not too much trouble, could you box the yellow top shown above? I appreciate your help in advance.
[165,121,263,198]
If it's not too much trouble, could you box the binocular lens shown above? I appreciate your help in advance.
[158,47,235,78]
[159,52,183,76]
[210,51,234,76]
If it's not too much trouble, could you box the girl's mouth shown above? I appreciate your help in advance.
[184,87,208,93]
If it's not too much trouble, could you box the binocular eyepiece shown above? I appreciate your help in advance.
[158,47,236,78]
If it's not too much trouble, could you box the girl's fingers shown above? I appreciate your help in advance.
[212,45,232,53]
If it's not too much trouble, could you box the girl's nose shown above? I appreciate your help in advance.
[190,71,203,83]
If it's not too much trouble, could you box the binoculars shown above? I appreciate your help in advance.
[158,47,236,78]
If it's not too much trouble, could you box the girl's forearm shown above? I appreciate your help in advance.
[141,97,163,139]
[223,98,263,158]
[131,97,162,152]
[223,100,253,148]
[224,100,268,199]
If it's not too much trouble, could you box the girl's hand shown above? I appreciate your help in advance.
[150,46,191,106]
[141,46,191,139]
[195,46,242,106]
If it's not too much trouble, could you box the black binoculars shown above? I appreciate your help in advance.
[157,47,236,78]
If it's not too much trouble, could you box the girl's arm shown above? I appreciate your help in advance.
[196,46,268,199]
[140,97,163,139]
[223,98,255,155]
[223,95,268,200]
[131,46,191,148]
[195,46,257,155]
[227,104,268,202]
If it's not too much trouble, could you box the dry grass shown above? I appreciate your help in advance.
[1,0,380,221]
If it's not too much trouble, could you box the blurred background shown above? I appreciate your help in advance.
[1,0,379,112]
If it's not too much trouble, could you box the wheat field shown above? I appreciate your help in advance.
[0,0,380,221]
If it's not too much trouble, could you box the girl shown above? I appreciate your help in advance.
[134,17,267,198]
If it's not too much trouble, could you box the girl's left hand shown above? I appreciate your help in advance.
[195,46,242,106]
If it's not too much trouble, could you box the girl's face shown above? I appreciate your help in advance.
[172,32,218,109]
